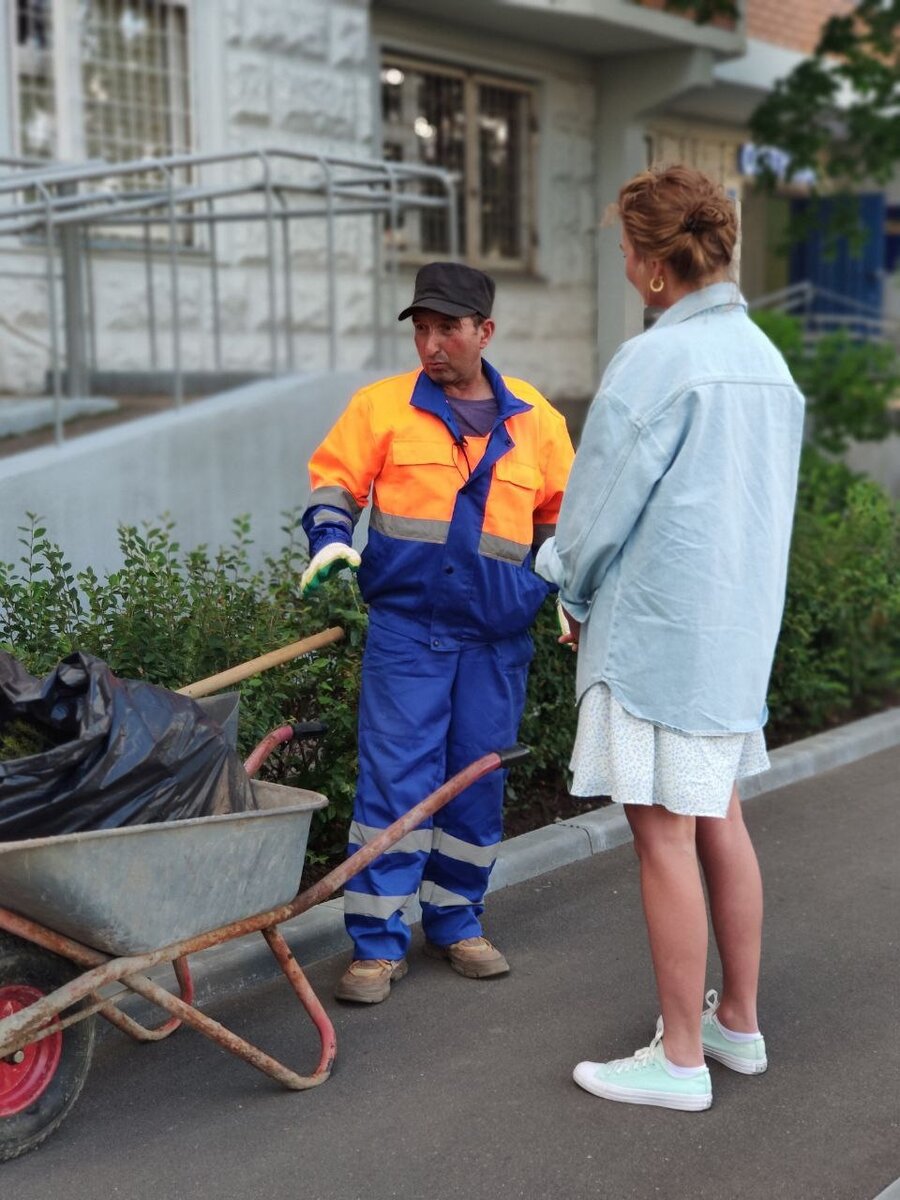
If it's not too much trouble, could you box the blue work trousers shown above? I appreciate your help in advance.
[343,620,532,961]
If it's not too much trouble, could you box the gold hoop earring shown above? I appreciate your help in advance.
[649,276,665,294]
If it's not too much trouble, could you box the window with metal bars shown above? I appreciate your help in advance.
[13,0,192,174]
[15,1,56,159]
[381,53,536,271]
[81,1,191,175]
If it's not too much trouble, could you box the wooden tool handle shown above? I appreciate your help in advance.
[177,626,345,698]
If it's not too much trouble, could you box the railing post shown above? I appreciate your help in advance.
[372,188,384,368]
[143,222,159,370]
[59,181,88,399]
[35,181,63,444]
[258,150,279,373]
[386,164,399,371]
[445,175,459,259]
[159,161,183,409]
[207,197,222,372]
[276,190,295,372]
[323,159,337,371]
[83,226,98,378]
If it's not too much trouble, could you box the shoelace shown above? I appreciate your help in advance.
[701,988,720,1026]
[609,1023,665,1074]
[351,958,395,974]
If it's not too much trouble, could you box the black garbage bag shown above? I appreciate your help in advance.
[0,651,257,840]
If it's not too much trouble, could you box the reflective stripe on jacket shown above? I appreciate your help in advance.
[302,359,574,646]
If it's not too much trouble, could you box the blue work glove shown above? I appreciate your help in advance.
[300,543,361,596]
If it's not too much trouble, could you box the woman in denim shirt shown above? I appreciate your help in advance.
[537,166,804,1111]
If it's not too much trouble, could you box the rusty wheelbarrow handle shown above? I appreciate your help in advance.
[176,627,344,698]
[288,743,531,917]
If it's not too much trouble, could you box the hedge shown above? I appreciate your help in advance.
[1,445,897,858]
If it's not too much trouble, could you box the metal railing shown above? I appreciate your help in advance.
[0,148,458,443]
[749,281,900,347]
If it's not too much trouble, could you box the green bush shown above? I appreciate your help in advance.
[751,310,899,453]
[749,311,900,739]
[0,510,577,837]
[767,448,900,741]
[509,597,577,808]
[0,512,367,862]
[1,463,897,848]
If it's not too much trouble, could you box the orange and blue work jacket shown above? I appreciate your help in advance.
[302,359,574,647]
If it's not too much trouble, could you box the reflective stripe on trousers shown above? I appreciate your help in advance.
[343,618,533,960]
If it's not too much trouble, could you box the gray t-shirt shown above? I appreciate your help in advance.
[448,396,498,438]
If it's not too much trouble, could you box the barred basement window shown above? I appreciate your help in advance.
[15,1,57,158]
[81,1,191,176]
[381,53,537,271]
[13,0,192,175]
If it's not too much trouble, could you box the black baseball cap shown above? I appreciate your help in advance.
[398,261,496,321]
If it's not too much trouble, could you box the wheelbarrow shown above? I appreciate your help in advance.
[0,714,528,1162]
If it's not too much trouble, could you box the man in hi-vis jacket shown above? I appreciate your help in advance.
[300,262,574,1003]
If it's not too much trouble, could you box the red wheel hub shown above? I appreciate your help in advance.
[0,985,62,1116]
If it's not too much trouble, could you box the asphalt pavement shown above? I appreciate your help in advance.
[3,727,898,1200]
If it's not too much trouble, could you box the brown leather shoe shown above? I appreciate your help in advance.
[334,958,408,1003]
[424,936,510,979]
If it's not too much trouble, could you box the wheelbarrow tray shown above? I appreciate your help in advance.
[0,780,326,956]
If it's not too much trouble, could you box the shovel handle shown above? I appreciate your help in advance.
[177,627,345,698]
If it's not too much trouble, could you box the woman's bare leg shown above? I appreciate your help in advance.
[625,804,707,1066]
[695,786,763,1032]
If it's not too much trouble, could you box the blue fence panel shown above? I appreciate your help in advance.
[789,193,885,320]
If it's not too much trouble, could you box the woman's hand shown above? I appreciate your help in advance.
[556,601,581,652]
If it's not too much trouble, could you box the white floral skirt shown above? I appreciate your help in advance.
[569,683,770,819]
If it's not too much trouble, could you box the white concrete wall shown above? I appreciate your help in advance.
[0,259,50,395]
[214,0,379,373]
[1,0,743,408]
[0,2,607,407]
[0,371,380,576]
[593,47,718,373]
[0,0,380,398]
[1,0,766,411]
[845,435,900,500]
[371,9,600,404]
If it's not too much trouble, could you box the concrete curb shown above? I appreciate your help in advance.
[118,706,900,1023]
[0,396,118,437]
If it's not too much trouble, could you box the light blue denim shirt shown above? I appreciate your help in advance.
[536,282,805,734]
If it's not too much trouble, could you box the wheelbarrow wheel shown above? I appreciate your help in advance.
[0,932,96,1162]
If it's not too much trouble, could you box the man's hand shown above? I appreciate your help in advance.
[557,599,580,652]
[300,543,361,595]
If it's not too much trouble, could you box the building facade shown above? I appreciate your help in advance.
[1,0,895,411]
